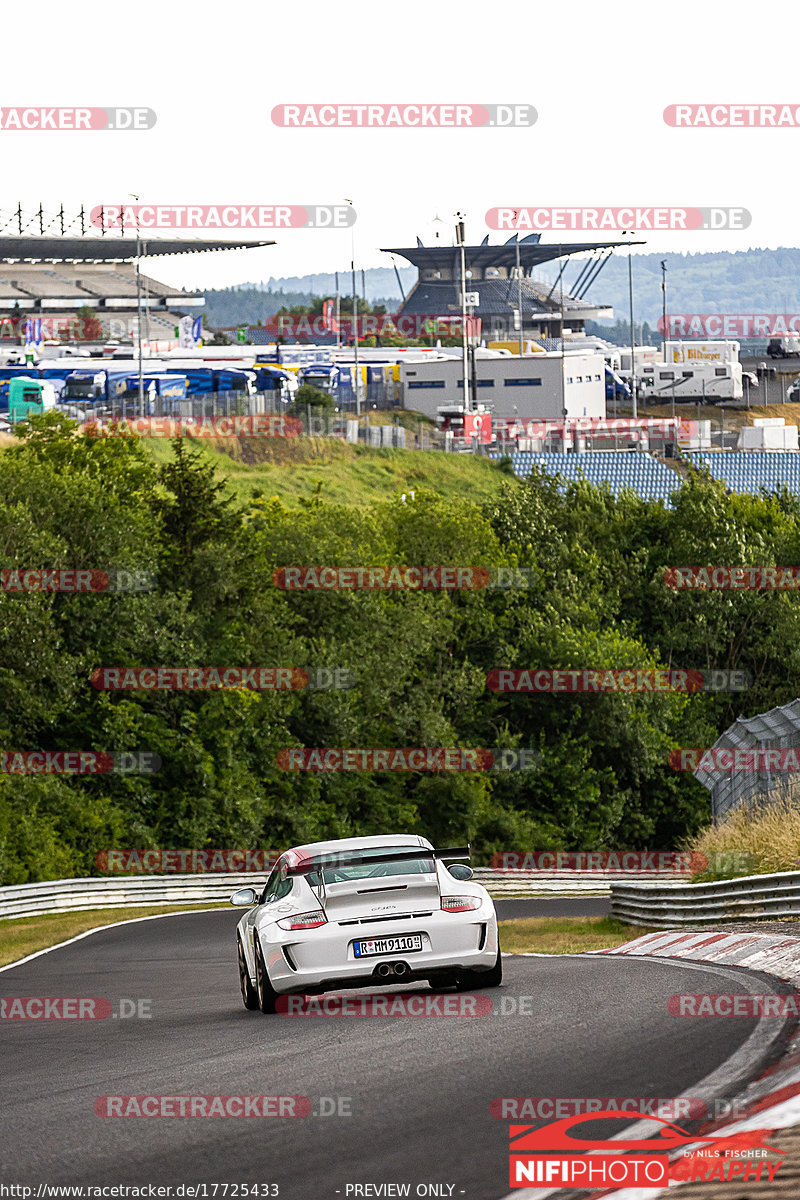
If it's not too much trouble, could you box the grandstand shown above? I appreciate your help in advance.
[380,235,640,344]
[686,451,800,496]
[508,450,681,505]
[0,232,275,346]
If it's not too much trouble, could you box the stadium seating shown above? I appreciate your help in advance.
[686,452,800,495]
[507,451,680,505]
[9,270,89,297]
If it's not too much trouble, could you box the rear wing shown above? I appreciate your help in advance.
[283,844,470,876]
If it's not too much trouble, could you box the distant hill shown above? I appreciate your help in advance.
[542,247,800,327]
[202,248,800,330]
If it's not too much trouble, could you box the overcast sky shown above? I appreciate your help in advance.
[9,0,800,291]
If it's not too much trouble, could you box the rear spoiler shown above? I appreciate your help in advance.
[284,843,470,876]
[434,845,471,861]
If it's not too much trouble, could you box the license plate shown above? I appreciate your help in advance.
[353,934,423,957]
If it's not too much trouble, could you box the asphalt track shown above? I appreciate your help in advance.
[0,908,793,1200]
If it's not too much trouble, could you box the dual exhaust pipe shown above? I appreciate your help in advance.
[375,961,409,979]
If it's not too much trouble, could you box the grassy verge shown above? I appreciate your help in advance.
[685,798,800,881]
[0,903,227,968]
[498,915,647,955]
[141,437,511,507]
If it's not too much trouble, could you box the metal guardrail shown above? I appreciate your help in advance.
[610,870,800,927]
[0,868,687,921]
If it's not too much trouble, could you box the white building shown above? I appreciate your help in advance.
[399,351,606,421]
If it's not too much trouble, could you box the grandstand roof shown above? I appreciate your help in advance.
[380,237,642,272]
[0,238,275,263]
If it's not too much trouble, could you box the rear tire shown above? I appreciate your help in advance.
[255,938,279,1014]
[238,936,259,1010]
[455,942,503,991]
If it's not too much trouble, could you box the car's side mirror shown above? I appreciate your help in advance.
[230,887,258,906]
[448,863,473,881]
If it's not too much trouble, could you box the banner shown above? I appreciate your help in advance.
[322,299,338,334]
[178,315,195,349]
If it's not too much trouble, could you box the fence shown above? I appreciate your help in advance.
[610,870,800,927]
[0,868,678,920]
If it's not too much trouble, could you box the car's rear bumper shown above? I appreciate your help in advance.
[258,909,498,995]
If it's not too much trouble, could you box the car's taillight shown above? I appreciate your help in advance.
[441,896,482,913]
[276,909,327,930]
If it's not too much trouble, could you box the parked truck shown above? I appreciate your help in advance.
[7,377,57,424]
[297,363,354,402]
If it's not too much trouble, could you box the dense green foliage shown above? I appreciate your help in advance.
[3,415,800,882]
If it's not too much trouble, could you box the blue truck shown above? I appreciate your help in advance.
[164,367,252,397]
[297,363,354,402]
[63,369,187,414]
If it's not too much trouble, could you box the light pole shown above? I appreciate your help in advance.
[344,198,360,416]
[625,232,637,418]
[129,193,143,416]
[456,213,470,413]
[515,235,524,356]
[660,260,668,358]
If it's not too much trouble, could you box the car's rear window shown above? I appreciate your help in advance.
[305,846,434,885]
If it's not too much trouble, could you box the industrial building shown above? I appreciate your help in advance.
[399,351,606,421]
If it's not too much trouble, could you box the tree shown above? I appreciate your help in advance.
[76,304,104,342]
[291,384,335,413]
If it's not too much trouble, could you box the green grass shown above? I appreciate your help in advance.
[498,915,647,955]
[0,904,227,968]
[142,437,512,507]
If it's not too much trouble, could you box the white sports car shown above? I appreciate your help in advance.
[231,834,502,1013]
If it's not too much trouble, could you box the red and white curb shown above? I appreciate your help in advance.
[505,929,800,1198]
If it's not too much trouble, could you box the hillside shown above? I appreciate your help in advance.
[203,248,800,331]
[141,436,514,507]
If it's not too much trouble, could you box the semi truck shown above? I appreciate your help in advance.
[297,363,355,402]
[164,367,253,397]
[7,377,57,424]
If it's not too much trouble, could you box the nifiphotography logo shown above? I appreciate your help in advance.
[507,1110,784,1188]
